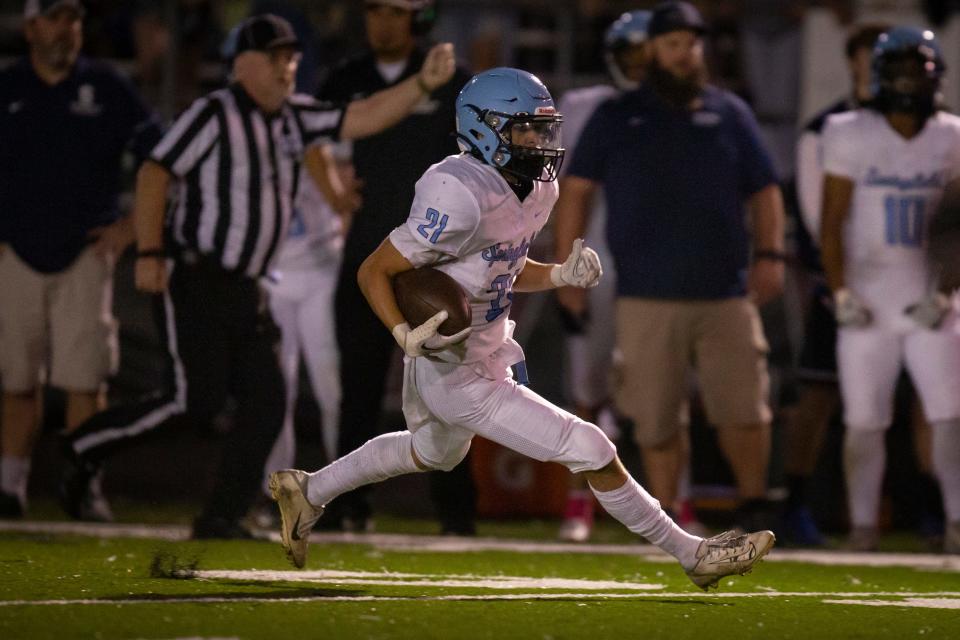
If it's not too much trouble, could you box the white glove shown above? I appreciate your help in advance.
[550,238,602,289]
[833,288,872,327]
[392,310,472,358]
[904,292,952,330]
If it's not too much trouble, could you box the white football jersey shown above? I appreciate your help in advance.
[558,85,618,250]
[390,153,559,364]
[270,165,343,274]
[822,109,960,326]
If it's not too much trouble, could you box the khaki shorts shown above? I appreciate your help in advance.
[0,245,117,392]
[615,297,771,447]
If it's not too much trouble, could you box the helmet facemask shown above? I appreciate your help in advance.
[484,112,564,182]
[875,51,942,118]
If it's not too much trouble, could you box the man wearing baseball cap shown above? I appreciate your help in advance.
[60,13,458,539]
[22,0,85,20]
[556,0,786,533]
[0,0,163,519]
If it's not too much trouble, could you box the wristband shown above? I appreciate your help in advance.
[136,249,165,259]
[753,249,787,263]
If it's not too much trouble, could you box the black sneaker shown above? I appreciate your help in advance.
[59,455,102,521]
[0,492,24,519]
[192,516,255,540]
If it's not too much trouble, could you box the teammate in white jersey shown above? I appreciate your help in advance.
[259,143,359,511]
[270,67,775,588]
[552,9,650,543]
[821,27,960,553]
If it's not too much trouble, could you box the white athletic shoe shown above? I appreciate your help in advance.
[685,529,775,591]
[558,517,592,543]
[269,470,324,569]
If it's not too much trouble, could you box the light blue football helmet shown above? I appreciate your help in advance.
[870,26,945,117]
[455,67,564,182]
[604,10,651,90]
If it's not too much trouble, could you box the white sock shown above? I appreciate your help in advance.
[307,431,421,507]
[931,419,960,522]
[1,456,30,505]
[591,476,701,569]
[843,429,886,528]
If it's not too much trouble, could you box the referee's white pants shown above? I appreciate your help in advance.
[403,347,616,474]
[262,266,341,492]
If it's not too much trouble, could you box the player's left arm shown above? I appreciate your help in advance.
[513,259,556,292]
[747,183,786,306]
[515,238,603,292]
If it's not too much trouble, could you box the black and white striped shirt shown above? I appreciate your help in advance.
[150,84,343,277]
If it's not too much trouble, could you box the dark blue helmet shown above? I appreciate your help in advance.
[871,26,945,118]
[604,10,651,90]
[455,68,564,182]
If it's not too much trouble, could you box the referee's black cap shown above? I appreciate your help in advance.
[23,0,84,20]
[647,2,708,38]
[227,14,301,59]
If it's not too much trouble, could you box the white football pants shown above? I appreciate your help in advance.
[837,324,960,431]
[262,266,341,493]
[403,345,616,474]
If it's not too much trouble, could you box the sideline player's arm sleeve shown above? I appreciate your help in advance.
[149,96,220,177]
[732,99,778,195]
[389,170,481,267]
[289,94,345,146]
[821,115,859,180]
[796,130,823,241]
[945,126,960,185]
[565,103,612,183]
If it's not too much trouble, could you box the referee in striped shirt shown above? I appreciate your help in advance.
[61,14,456,539]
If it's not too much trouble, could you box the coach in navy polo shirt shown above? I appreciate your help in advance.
[554,1,786,531]
[0,0,161,518]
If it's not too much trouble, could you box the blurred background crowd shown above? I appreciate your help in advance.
[2,0,960,552]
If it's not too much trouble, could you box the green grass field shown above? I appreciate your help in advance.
[2,515,959,639]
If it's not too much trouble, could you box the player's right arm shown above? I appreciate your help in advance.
[821,172,871,325]
[357,237,418,335]
[819,114,872,326]
[819,172,854,292]
[359,166,479,357]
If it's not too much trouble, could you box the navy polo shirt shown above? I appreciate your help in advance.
[0,56,162,273]
[568,84,777,299]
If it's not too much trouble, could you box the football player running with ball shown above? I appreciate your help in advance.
[270,68,775,588]
[821,27,960,553]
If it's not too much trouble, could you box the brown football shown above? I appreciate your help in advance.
[393,267,471,335]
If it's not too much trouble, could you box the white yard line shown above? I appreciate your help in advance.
[197,569,664,591]
[2,592,960,607]
[823,598,960,609]
[1,520,959,571]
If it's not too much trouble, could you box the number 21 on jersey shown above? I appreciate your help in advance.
[417,208,449,244]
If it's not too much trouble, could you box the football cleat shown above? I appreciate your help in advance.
[845,526,880,552]
[0,491,24,519]
[269,469,324,568]
[685,529,776,591]
[558,517,592,543]
[782,505,826,547]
